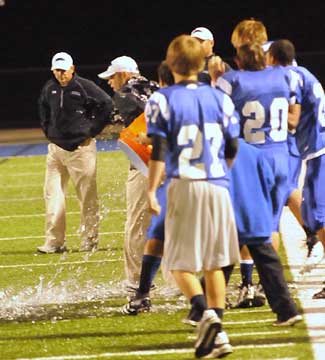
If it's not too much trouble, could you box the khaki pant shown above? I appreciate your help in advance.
[124,168,151,284]
[43,139,99,249]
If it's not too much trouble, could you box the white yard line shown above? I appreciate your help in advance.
[187,330,290,340]
[0,209,125,219]
[0,231,124,241]
[230,308,272,314]
[223,318,274,325]
[16,345,297,360]
[0,184,43,188]
[0,258,122,269]
[0,196,76,202]
[0,193,120,202]
[0,172,44,177]
[280,207,325,360]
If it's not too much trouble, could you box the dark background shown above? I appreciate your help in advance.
[1,0,325,129]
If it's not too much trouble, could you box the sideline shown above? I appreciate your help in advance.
[0,139,119,158]
[280,208,325,360]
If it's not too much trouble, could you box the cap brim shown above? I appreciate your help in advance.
[262,41,273,53]
[98,66,115,79]
[51,62,72,71]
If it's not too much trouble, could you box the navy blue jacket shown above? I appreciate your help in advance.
[39,73,113,151]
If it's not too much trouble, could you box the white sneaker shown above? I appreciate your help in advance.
[195,310,221,358]
[37,245,67,254]
[273,314,303,327]
[204,331,233,358]
[300,241,324,274]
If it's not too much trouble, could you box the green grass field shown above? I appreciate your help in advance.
[0,150,314,359]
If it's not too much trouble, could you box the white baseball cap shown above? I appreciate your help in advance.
[191,27,214,41]
[98,56,139,79]
[262,40,298,66]
[51,52,73,71]
[262,41,273,53]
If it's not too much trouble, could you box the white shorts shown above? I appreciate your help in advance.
[164,179,240,272]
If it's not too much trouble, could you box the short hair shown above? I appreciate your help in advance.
[231,19,268,48]
[166,35,205,76]
[236,43,266,71]
[269,39,296,66]
[157,61,174,86]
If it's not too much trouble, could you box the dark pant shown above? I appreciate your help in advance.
[248,243,298,320]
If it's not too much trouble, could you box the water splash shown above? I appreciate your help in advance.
[0,277,187,322]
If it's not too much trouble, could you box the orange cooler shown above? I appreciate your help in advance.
[118,112,152,177]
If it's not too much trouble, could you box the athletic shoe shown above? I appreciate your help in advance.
[125,282,157,294]
[37,245,67,254]
[312,287,325,299]
[122,294,151,315]
[253,283,266,307]
[300,240,324,274]
[182,306,202,327]
[235,285,255,308]
[273,314,303,327]
[204,331,233,359]
[195,309,221,358]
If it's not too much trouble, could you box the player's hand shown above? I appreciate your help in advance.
[208,56,226,85]
[147,191,161,215]
[136,132,152,145]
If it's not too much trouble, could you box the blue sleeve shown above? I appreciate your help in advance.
[145,91,169,139]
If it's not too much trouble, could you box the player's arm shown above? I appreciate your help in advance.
[208,55,226,86]
[288,103,301,130]
[225,137,239,168]
[147,135,167,215]
[288,69,302,130]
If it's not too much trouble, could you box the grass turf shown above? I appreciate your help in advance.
[0,150,313,359]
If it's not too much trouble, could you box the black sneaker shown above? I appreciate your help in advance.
[306,235,320,257]
[182,306,202,327]
[313,287,325,299]
[122,295,151,315]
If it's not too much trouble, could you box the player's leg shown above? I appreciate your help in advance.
[38,143,69,253]
[234,245,255,308]
[172,269,223,358]
[123,180,168,314]
[122,238,163,315]
[312,228,325,299]
[248,242,302,326]
[124,168,151,289]
[306,156,325,297]
[68,139,99,251]
[194,184,238,358]
[166,181,238,357]
[300,155,325,274]
[286,145,304,226]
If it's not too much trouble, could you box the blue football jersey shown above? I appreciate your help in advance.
[229,139,275,242]
[216,66,301,145]
[145,82,240,187]
[291,65,325,159]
